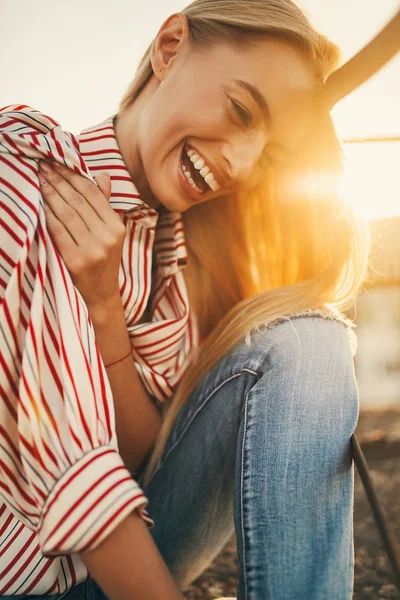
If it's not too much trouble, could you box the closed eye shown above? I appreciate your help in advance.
[223,85,253,129]
[232,100,252,128]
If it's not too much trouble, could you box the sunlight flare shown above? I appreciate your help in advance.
[339,142,400,220]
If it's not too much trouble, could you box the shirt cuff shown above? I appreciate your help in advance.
[38,446,154,556]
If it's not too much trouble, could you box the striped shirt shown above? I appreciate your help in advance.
[0,105,198,595]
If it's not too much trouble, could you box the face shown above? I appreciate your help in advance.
[122,14,317,213]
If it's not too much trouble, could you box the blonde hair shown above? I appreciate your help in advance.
[119,0,372,488]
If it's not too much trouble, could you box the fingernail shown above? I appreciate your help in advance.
[39,161,52,174]
[38,173,47,186]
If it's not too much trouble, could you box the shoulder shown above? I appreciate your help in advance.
[0,104,61,136]
[0,104,85,171]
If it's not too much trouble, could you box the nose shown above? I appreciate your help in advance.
[221,131,266,184]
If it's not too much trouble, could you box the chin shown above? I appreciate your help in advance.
[151,186,194,214]
[148,161,215,213]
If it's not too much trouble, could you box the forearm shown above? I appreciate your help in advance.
[84,299,182,597]
[80,511,184,600]
[88,294,162,473]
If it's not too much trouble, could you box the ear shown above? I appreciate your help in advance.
[151,13,189,81]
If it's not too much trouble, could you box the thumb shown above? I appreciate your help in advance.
[94,172,112,200]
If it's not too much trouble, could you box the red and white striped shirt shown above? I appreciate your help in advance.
[0,105,198,595]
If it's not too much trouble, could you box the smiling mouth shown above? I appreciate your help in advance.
[180,144,221,195]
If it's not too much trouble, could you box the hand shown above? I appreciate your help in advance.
[38,160,126,310]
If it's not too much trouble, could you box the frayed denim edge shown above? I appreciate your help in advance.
[245,307,358,357]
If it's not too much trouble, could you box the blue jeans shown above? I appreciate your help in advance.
[3,309,359,599]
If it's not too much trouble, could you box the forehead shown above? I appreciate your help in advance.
[197,38,318,153]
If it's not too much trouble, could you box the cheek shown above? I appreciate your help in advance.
[187,108,232,141]
[140,115,180,167]
[151,108,230,157]
[174,85,231,136]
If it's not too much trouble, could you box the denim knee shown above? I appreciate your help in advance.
[242,312,360,445]
[235,312,358,600]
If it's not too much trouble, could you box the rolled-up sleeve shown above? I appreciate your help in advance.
[0,106,153,558]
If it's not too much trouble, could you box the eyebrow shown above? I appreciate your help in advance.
[235,78,271,124]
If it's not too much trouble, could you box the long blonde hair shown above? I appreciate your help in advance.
[119,0,372,488]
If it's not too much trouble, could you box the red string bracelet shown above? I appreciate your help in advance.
[104,348,132,368]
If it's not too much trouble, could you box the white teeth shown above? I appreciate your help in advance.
[204,173,214,185]
[194,159,204,170]
[184,146,221,191]
[209,180,219,191]
[181,158,203,192]
[188,176,203,193]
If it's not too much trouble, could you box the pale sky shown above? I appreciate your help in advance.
[1,0,399,138]
[1,0,399,220]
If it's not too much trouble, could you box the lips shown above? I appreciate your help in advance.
[181,147,208,193]
[177,148,205,202]
[184,143,224,191]
[177,142,233,203]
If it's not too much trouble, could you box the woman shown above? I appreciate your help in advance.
[0,0,371,599]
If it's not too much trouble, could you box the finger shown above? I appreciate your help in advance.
[42,198,81,269]
[39,173,92,246]
[94,172,112,200]
[39,161,101,230]
[47,161,114,222]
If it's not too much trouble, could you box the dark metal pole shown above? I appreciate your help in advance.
[351,433,400,592]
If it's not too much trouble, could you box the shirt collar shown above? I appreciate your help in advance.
[78,116,188,275]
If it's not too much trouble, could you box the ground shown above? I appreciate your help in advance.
[183,409,400,599]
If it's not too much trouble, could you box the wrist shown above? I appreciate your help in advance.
[88,293,132,366]
[104,348,133,369]
[87,292,123,325]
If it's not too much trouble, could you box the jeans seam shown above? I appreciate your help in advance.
[152,368,259,480]
[240,376,253,600]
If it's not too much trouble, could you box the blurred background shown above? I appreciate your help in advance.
[1,1,399,597]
